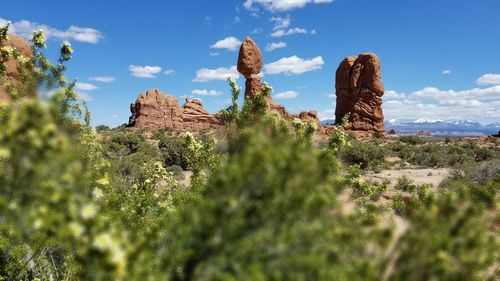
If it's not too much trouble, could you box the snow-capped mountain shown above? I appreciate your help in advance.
[320,118,336,126]
[320,118,500,136]
[385,119,500,136]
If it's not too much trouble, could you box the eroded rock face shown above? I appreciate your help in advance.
[295,110,320,126]
[0,34,33,101]
[335,53,385,132]
[182,98,220,131]
[128,89,220,131]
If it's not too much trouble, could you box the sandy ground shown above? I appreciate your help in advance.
[180,171,193,187]
[364,168,452,189]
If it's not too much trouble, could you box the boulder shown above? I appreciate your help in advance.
[237,37,262,78]
[334,52,385,132]
[237,37,263,99]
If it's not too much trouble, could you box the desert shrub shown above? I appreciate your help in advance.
[340,140,388,170]
[167,120,391,280]
[218,77,241,125]
[346,165,389,199]
[391,193,408,216]
[473,146,495,161]
[395,175,418,192]
[389,185,498,281]
[166,164,185,181]
[100,130,160,186]
[0,26,127,279]
[398,136,424,145]
[157,134,190,169]
[95,124,110,132]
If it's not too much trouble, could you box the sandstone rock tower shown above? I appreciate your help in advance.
[334,53,385,132]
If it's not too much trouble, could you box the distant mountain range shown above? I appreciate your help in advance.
[320,118,500,136]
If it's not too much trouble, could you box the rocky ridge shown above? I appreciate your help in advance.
[128,89,219,131]
[128,38,386,136]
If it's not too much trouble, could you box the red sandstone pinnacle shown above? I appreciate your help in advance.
[334,52,385,132]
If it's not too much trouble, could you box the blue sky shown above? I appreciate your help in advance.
[2,0,500,126]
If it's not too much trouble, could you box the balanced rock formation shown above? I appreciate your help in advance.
[237,37,263,99]
[128,89,220,131]
[236,37,321,128]
[0,34,33,101]
[335,53,385,132]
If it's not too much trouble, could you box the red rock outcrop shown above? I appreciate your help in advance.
[0,34,33,101]
[294,110,320,127]
[128,89,220,131]
[182,98,220,130]
[335,53,385,132]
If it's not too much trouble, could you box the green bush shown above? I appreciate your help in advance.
[95,125,110,132]
[389,185,497,281]
[398,136,424,145]
[168,121,391,280]
[340,140,388,170]
[157,134,190,169]
[395,175,418,192]
[166,164,185,181]
[100,130,160,186]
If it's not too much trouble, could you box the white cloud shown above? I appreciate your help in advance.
[210,37,242,51]
[164,69,175,76]
[0,18,103,44]
[244,0,334,12]
[89,76,115,83]
[264,55,324,75]
[265,42,287,51]
[128,65,162,78]
[250,28,262,34]
[383,83,500,124]
[274,90,298,99]
[192,89,223,96]
[270,27,310,38]
[270,16,290,30]
[441,70,451,75]
[194,66,240,82]
[209,52,219,56]
[318,109,335,120]
[75,82,98,91]
[477,73,500,86]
